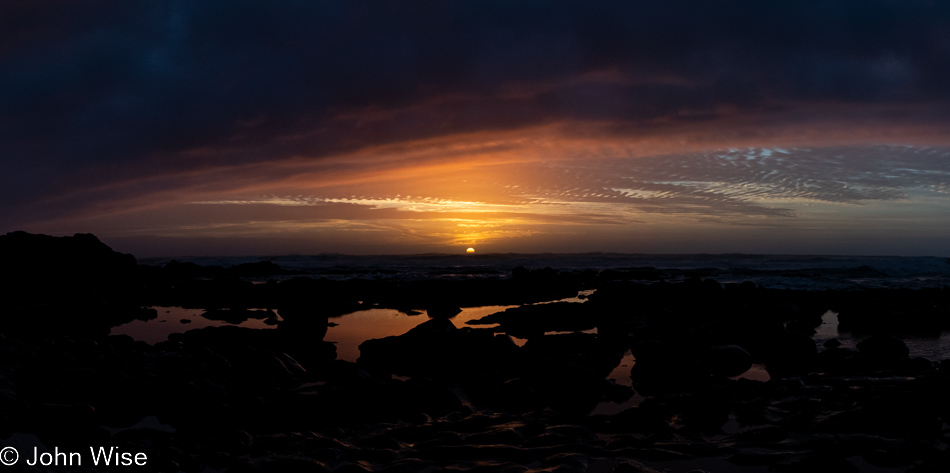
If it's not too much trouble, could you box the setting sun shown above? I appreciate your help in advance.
[466,247,475,254]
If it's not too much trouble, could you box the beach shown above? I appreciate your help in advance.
[2,232,950,472]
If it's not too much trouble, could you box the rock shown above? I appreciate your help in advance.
[612,460,667,473]
[530,362,611,415]
[492,334,521,351]
[727,450,787,466]
[705,345,752,377]
[521,332,623,377]
[28,403,105,449]
[467,302,593,339]
[814,347,858,373]
[541,452,589,471]
[786,318,819,336]
[0,232,140,328]
[629,340,706,393]
[158,326,313,388]
[0,232,137,291]
[465,426,525,446]
[603,379,635,403]
[823,338,842,348]
[393,378,465,419]
[406,317,458,336]
[856,334,909,359]
[226,260,295,277]
[591,406,673,436]
[815,395,942,439]
[334,461,374,473]
[776,455,859,473]
[427,303,462,318]
[203,308,271,324]
[162,259,211,278]
[765,332,817,377]
[497,378,540,412]
[229,455,330,473]
[357,318,503,377]
[416,444,536,464]
[277,305,331,348]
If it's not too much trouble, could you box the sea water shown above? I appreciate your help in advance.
[139,253,950,290]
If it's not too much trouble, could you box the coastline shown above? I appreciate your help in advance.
[2,232,949,472]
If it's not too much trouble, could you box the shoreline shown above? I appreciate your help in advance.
[2,232,949,472]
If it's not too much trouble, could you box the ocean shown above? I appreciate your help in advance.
[138,253,950,290]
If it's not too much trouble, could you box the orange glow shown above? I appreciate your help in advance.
[20,112,950,256]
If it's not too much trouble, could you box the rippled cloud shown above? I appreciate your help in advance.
[195,144,949,226]
[523,144,950,220]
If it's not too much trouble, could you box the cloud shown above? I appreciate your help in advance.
[179,144,950,227]
[5,1,950,249]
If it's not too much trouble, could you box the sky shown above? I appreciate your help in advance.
[2,1,950,257]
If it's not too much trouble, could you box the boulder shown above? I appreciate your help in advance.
[705,345,752,378]
[0,231,138,305]
[357,318,501,377]
[765,332,817,377]
[856,334,909,359]
[521,332,623,377]
[426,303,462,318]
[629,340,706,393]
[823,338,842,349]
[467,302,593,339]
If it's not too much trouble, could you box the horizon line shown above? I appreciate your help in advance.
[135,251,950,261]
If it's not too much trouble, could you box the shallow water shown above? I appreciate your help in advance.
[111,306,277,344]
[812,310,843,348]
[904,333,950,360]
[589,349,643,415]
[812,309,950,360]
[114,291,596,355]
[326,290,595,361]
[325,305,518,362]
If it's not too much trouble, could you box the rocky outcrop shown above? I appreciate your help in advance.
[1,231,138,304]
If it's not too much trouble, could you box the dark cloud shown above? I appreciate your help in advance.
[4,1,950,228]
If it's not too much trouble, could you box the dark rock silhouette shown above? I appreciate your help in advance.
[1,231,137,304]
[704,344,753,377]
[357,318,499,376]
[856,334,910,359]
[823,338,842,348]
[765,332,818,377]
[425,302,462,318]
[467,302,593,339]
[3,231,950,472]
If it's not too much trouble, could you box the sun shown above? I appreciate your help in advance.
[466,247,475,254]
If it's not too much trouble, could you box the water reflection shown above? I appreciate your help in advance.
[813,310,848,351]
[813,309,950,360]
[111,306,278,344]
[589,349,642,415]
[326,305,518,362]
[326,290,597,361]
